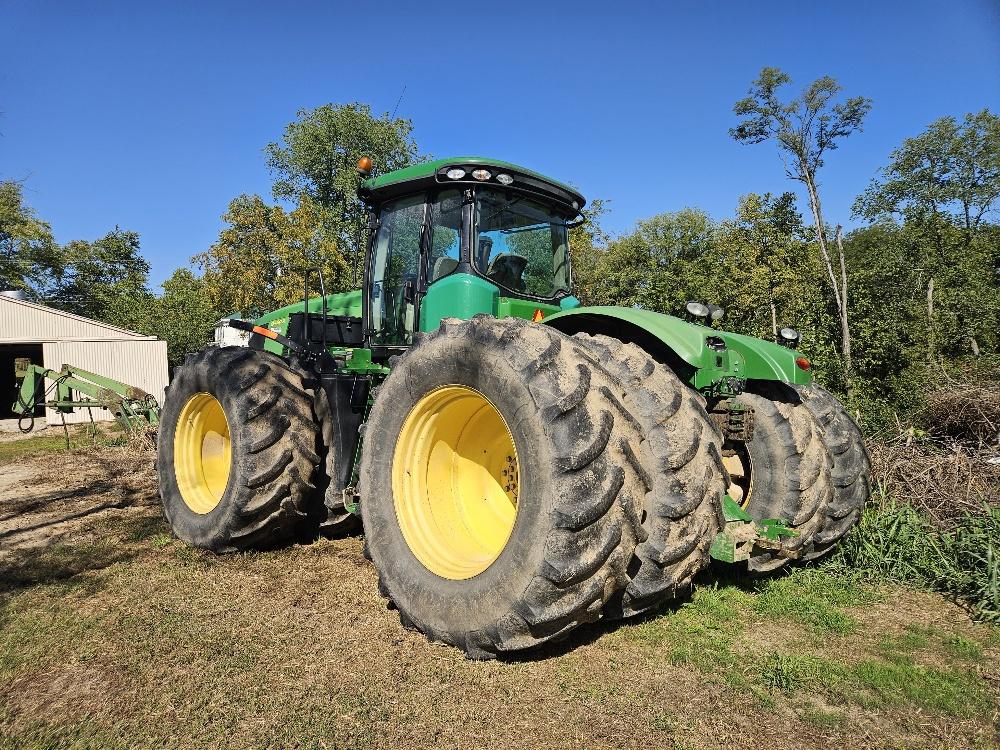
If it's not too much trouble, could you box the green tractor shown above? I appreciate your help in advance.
[158,157,870,658]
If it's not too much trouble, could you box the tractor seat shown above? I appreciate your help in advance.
[431,256,460,281]
[486,253,528,292]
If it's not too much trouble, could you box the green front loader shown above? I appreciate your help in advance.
[157,157,870,658]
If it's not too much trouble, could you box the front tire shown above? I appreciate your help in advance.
[793,384,871,560]
[731,384,833,572]
[359,316,647,658]
[158,347,320,552]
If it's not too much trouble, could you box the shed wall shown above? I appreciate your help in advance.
[41,340,169,424]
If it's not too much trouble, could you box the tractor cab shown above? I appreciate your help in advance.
[357,158,585,358]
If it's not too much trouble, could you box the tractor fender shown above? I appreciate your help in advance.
[542,306,810,386]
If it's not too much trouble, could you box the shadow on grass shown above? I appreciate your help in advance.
[0,510,167,596]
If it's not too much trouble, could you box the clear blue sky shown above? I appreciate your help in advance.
[3,0,998,288]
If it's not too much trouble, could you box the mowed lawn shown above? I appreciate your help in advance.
[1,443,998,750]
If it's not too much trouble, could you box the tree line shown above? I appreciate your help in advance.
[2,71,997,429]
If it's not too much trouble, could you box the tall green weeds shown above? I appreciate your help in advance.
[830,498,1000,622]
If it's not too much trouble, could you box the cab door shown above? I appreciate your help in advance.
[368,194,427,348]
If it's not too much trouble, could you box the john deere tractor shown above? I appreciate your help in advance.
[158,157,870,658]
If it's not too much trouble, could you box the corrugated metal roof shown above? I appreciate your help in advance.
[0,295,157,343]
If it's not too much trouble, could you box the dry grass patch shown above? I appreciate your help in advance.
[1,450,998,749]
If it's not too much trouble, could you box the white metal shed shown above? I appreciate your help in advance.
[0,295,168,424]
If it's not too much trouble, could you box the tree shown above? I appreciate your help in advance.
[732,67,872,396]
[854,110,1000,360]
[144,269,223,366]
[568,198,611,306]
[49,228,152,331]
[589,208,716,314]
[194,194,351,317]
[855,109,1000,233]
[265,103,421,279]
[709,192,813,340]
[0,180,61,297]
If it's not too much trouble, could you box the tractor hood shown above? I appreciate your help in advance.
[543,306,811,390]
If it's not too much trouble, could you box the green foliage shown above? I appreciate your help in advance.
[587,207,716,313]
[48,228,152,332]
[0,180,61,296]
[265,102,421,276]
[142,269,223,366]
[831,500,1000,623]
[194,194,351,318]
[731,67,872,178]
[855,109,1000,230]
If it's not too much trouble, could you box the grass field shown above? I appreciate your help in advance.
[1,444,998,749]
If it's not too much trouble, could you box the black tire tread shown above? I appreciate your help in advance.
[573,333,727,617]
[793,384,872,560]
[360,316,647,657]
[737,383,833,572]
[158,346,319,552]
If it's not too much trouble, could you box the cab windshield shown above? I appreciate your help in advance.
[474,189,572,299]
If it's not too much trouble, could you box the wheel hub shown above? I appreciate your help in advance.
[392,385,519,580]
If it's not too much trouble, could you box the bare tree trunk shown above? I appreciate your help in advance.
[803,172,843,312]
[803,169,852,395]
[835,226,852,395]
[926,276,935,362]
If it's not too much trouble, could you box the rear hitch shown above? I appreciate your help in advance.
[709,495,797,563]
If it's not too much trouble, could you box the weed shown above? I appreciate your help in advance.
[757,651,826,693]
[799,706,845,729]
[830,501,1000,623]
[753,568,878,634]
[942,634,983,661]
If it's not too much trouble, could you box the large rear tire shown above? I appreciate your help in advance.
[359,316,647,658]
[731,384,833,572]
[158,347,320,552]
[793,384,871,560]
[573,333,726,618]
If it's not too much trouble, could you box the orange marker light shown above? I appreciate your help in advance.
[357,156,373,176]
[795,357,811,371]
[532,309,545,322]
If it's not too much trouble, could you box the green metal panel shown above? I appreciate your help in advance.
[496,297,561,322]
[363,157,583,203]
[419,273,499,331]
[543,305,811,386]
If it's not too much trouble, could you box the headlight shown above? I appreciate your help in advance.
[471,169,491,181]
[446,168,466,180]
[496,173,513,186]
[778,327,801,348]
[708,304,725,321]
[686,301,709,319]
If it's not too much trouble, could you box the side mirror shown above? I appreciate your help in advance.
[402,278,416,304]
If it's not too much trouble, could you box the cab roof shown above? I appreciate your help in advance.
[358,156,586,213]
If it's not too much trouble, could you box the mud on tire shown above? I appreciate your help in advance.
[793,384,872,560]
[572,333,726,618]
[359,316,647,658]
[158,347,320,552]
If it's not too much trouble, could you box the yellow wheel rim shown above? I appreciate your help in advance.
[392,385,519,580]
[174,392,232,514]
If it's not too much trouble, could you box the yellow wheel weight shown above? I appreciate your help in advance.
[174,392,232,514]
[392,385,519,580]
